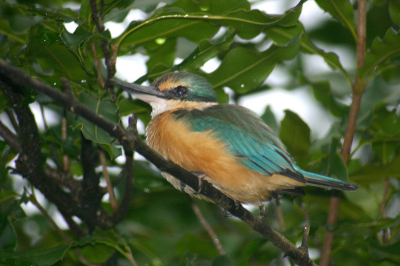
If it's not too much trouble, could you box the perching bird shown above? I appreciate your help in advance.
[114,72,358,204]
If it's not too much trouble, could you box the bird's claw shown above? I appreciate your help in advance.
[191,171,206,195]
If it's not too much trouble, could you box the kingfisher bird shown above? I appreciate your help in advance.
[114,72,358,205]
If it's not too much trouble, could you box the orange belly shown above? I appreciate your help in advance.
[146,111,304,204]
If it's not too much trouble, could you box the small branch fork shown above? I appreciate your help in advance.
[0,60,316,266]
[320,0,368,265]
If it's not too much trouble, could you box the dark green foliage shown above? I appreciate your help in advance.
[0,0,399,265]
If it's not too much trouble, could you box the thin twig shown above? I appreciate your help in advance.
[124,245,139,266]
[62,114,70,172]
[301,207,311,253]
[0,120,21,152]
[99,150,118,212]
[110,116,136,225]
[381,179,390,245]
[6,109,19,132]
[91,41,105,88]
[276,199,286,231]
[191,202,226,255]
[320,1,367,265]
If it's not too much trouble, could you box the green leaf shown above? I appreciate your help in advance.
[0,19,26,44]
[368,237,400,262]
[145,37,177,72]
[145,27,236,80]
[77,230,135,262]
[261,105,279,134]
[0,244,71,266]
[389,0,400,27]
[29,5,79,23]
[319,138,348,181]
[372,104,400,136]
[175,234,219,258]
[118,98,150,117]
[0,191,19,204]
[134,161,168,192]
[359,28,400,86]
[207,34,302,93]
[344,186,382,220]
[350,155,400,184]
[279,110,311,159]
[117,16,219,50]
[265,23,352,85]
[117,0,303,48]
[72,92,122,159]
[299,75,349,117]
[0,199,26,251]
[25,26,90,82]
[60,26,110,74]
[315,0,357,41]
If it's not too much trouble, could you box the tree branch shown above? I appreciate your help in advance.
[0,73,86,225]
[89,0,116,94]
[0,59,317,266]
[320,0,367,264]
[0,119,21,152]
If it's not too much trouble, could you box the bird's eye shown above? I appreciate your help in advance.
[175,86,188,97]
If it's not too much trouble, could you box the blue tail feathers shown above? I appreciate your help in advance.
[298,169,359,191]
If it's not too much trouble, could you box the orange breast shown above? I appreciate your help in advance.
[146,111,304,204]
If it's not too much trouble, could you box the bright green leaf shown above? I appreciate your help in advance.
[265,23,352,84]
[359,28,400,87]
[207,34,302,92]
[315,0,357,41]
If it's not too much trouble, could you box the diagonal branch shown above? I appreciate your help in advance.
[0,59,317,266]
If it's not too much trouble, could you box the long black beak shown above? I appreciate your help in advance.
[112,79,166,99]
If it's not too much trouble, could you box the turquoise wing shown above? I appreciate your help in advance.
[172,105,305,183]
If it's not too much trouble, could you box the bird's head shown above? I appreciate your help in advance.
[114,72,217,116]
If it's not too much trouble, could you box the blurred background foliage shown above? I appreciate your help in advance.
[0,0,400,265]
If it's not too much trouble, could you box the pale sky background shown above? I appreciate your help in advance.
[7,0,354,235]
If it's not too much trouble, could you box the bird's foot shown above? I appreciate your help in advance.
[191,171,206,195]
[219,206,231,218]
[234,199,241,210]
[259,204,267,218]
[179,181,186,193]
